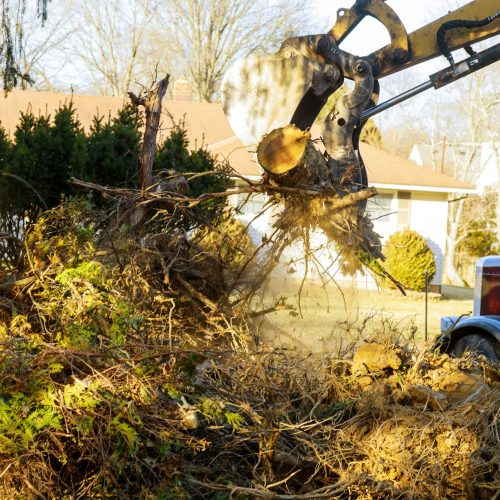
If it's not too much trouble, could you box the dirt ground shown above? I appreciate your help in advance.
[254,276,473,352]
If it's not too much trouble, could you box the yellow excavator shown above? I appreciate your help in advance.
[221,0,499,194]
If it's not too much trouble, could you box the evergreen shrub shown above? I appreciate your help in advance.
[383,228,436,291]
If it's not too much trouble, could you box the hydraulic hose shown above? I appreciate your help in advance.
[437,11,500,68]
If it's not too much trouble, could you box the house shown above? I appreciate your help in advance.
[409,141,499,194]
[0,89,475,286]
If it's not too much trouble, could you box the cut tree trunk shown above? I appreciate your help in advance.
[257,125,331,186]
[256,125,376,208]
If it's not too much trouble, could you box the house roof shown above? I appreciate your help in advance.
[0,89,233,148]
[0,89,475,193]
[0,90,126,135]
[359,142,474,193]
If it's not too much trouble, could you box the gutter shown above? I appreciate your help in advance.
[371,183,477,195]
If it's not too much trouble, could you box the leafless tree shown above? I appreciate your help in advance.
[163,0,303,102]
[68,0,167,96]
[12,1,76,91]
[414,70,499,285]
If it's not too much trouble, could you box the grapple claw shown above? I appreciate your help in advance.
[221,47,341,147]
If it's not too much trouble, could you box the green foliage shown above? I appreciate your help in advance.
[154,127,229,219]
[457,194,497,258]
[383,228,436,291]
[25,198,98,266]
[55,260,106,286]
[26,204,145,348]
[4,104,86,210]
[63,380,101,410]
[0,329,186,495]
[0,125,19,267]
[82,104,141,188]
[0,125,12,169]
[0,104,230,267]
[459,220,497,257]
[0,391,62,454]
[111,416,140,456]
[0,102,140,215]
[197,397,245,431]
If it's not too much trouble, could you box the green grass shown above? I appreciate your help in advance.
[255,276,473,352]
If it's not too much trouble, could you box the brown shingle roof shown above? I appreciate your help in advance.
[0,90,232,146]
[359,142,474,192]
[206,136,260,177]
[0,90,474,191]
[0,90,125,135]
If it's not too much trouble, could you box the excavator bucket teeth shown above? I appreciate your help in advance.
[221,50,337,148]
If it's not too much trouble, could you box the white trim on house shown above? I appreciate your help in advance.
[236,175,261,181]
[371,183,476,195]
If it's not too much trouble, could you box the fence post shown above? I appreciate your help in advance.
[425,269,429,342]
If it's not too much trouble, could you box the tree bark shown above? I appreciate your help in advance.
[128,74,170,192]
[445,197,466,286]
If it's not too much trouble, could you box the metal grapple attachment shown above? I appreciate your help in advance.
[221,46,343,148]
[221,0,500,194]
[221,38,376,193]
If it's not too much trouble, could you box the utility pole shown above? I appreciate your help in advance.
[439,135,447,174]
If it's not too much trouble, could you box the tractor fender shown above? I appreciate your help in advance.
[436,315,500,353]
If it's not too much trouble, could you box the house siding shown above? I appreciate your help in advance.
[407,192,449,285]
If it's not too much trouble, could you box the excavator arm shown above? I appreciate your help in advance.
[222,0,499,195]
[329,0,499,78]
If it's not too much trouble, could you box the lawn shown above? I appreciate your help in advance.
[254,276,474,352]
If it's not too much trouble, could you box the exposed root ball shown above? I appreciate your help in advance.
[254,125,404,286]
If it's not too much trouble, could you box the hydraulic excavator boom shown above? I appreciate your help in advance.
[221,0,499,195]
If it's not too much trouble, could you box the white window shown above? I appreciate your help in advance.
[238,192,267,215]
[367,193,394,223]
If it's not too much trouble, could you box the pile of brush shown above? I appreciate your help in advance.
[0,199,498,498]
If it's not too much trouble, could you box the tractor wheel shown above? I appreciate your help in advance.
[450,333,500,361]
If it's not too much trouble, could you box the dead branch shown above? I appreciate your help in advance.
[128,74,171,191]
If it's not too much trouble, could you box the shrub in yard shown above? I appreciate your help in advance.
[154,127,229,221]
[81,104,142,188]
[0,106,85,267]
[0,125,11,168]
[4,103,86,210]
[383,228,436,291]
[458,220,497,257]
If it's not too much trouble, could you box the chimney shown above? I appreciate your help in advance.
[173,77,192,101]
